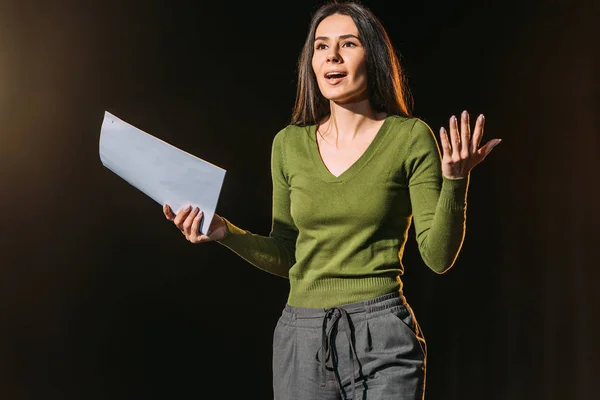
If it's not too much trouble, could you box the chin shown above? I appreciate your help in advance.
[323,92,367,105]
[320,86,368,105]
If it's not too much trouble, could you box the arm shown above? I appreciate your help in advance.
[407,119,468,274]
[408,111,501,274]
[216,130,298,278]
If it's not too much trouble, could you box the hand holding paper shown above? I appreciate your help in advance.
[99,111,226,235]
[163,203,228,243]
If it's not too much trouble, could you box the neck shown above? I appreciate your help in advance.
[320,99,385,141]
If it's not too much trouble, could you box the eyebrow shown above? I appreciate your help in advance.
[314,34,360,41]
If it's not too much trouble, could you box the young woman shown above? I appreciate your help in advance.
[164,1,501,399]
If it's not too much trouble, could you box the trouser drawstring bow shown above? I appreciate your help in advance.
[317,307,359,399]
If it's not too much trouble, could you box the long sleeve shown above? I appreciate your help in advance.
[217,130,298,278]
[406,119,469,274]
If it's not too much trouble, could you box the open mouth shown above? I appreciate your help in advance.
[325,71,348,82]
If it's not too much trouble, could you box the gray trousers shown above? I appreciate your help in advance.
[272,292,427,400]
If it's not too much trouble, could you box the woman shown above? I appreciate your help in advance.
[164,1,501,399]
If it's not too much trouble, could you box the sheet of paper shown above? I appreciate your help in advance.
[99,111,226,235]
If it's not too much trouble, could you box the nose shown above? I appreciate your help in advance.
[326,47,341,63]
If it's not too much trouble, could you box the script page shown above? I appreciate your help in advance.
[99,111,226,235]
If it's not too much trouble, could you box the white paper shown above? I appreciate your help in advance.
[99,111,226,235]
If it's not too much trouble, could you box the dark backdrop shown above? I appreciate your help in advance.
[0,0,598,399]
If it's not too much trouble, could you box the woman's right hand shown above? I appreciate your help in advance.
[163,204,228,243]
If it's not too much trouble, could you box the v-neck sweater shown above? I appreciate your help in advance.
[218,115,469,308]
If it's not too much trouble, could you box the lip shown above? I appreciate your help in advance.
[324,70,348,78]
[323,70,348,85]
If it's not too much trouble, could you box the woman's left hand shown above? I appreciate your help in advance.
[439,110,501,179]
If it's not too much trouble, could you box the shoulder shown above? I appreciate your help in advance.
[384,116,437,146]
[405,117,437,145]
[272,124,313,146]
[408,117,435,136]
[275,123,313,136]
[385,115,433,135]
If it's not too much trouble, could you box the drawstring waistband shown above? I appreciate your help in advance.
[281,291,405,399]
[318,307,359,400]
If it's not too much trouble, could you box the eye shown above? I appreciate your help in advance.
[342,41,358,48]
[315,43,327,50]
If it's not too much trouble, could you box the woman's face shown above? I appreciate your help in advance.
[312,14,368,105]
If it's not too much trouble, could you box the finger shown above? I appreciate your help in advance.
[471,114,485,153]
[477,138,502,160]
[182,207,200,235]
[173,205,192,229]
[460,110,471,155]
[439,127,451,158]
[449,115,460,155]
[163,204,176,220]
[189,210,204,241]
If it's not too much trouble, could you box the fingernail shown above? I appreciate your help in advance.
[479,114,485,122]
[185,205,191,211]
[452,115,457,124]
[462,110,468,119]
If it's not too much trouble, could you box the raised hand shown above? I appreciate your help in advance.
[439,110,501,179]
[163,204,228,243]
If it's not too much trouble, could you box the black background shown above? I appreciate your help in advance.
[0,0,599,398]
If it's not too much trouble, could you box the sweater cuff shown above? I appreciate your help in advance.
[216,218,246,244]
[439,174,470,212]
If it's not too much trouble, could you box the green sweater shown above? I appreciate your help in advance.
[219,115,469,308]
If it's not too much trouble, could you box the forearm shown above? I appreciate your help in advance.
[414,175,469,273]
[217,218,295,278]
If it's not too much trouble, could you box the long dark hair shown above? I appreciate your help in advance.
[290,0,413,126]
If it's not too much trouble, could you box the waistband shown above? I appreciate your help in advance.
[281,291,407,326]
[279,291,408,398]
